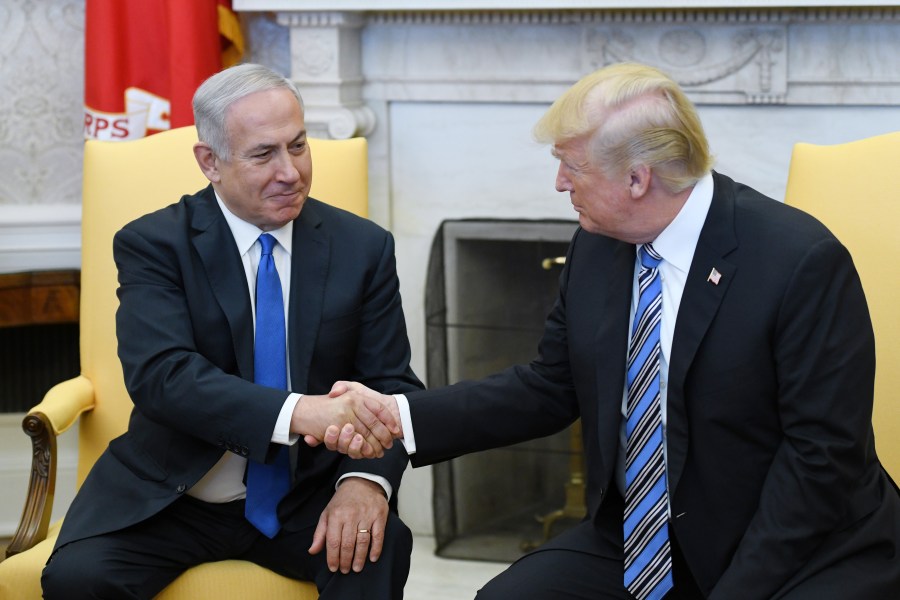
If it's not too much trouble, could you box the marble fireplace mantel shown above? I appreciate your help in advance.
[235,1,900,143]
[235,1,899,10]
[234,1,899,227]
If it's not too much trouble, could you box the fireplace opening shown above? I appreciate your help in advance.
[424,219,582,562]
[0,271,81,413]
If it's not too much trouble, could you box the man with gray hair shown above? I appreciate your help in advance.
[325,62,900,599]
[42,63,422,599]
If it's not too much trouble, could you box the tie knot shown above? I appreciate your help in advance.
[639,244,662,270]
[258,233,277,257]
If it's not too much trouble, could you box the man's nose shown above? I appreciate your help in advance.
[274,151,301,182]
[555,164,571,193]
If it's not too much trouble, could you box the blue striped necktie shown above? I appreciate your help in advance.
[245,233,292,538]
[624,243,673,600]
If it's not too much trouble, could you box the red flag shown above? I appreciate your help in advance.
[84,0,244,141]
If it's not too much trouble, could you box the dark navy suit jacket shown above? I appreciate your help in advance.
[56,185,423,549]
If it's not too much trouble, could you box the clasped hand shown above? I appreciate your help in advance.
[295,381,403,459]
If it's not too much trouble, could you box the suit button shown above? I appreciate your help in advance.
[241,446,249,456]
[176,484,186,494]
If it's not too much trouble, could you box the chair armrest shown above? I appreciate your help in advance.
[31,375,96,435]
[6,376,95,557]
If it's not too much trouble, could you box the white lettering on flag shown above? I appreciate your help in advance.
[83,87,171,141]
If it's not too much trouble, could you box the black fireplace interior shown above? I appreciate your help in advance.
[424,219,584,562]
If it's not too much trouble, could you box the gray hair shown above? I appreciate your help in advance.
[192,63,304,160]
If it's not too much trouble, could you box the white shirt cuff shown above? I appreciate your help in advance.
[394,393,416,455]
[338,473,393,501]
[273,393,302,445]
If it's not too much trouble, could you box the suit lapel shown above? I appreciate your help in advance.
[667,174,738,494]
[190,186,255,380]
[287,200,328,393]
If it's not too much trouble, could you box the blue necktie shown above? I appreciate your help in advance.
[245,233,291,538]
[623,244,673,600]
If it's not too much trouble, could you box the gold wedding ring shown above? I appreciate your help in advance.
[357,529,369,534]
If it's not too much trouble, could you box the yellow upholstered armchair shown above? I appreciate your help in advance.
[784,131,900,479]
[0,125,369,598]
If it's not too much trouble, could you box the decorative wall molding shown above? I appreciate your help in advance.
[355,7,900,107]
[235,0,900,11]
[0,205,81,274]
[277,10,365,29]
[584,25,788,104]
[365,7,900,25]
[277,11,375,139]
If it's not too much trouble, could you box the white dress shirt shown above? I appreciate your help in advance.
[614,172,714,497]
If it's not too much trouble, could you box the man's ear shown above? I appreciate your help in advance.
[628,164,652,199]
[193,142,221,184]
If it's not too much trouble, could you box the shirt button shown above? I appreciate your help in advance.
[176,484,186,494]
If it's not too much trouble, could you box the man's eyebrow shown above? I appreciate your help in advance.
[244,130,307,155]
[243,141,275,156]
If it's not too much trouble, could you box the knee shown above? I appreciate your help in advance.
[42,546,126,600]
[474,561,559,600]
[313,514,413,598]
[382,513,413,558]
[370,512,412,575]
[475,569,519,600]
[42,547,77,600]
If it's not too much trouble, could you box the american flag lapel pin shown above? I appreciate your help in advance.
[707,268,722,285]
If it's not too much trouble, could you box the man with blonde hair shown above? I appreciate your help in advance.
[325,62,900,599]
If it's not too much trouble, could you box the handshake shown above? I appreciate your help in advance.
[292,381,404,459]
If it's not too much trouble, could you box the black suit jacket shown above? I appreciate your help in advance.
[55,185,422,549]
[407,172,900,598]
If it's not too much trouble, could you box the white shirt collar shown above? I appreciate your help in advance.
[214,191,293,257]
[645,171,714,273]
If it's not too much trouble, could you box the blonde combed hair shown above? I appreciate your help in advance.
[534,63,713,193]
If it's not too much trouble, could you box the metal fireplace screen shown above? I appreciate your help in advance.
[424,219,585,562]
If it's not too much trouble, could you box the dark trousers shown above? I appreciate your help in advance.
[41,495,412,600]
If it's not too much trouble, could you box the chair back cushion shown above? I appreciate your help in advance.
[784,131,900,478]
